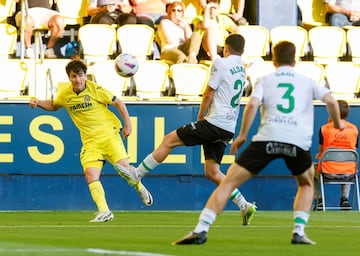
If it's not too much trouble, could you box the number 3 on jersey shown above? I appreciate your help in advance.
[277,83,294,113]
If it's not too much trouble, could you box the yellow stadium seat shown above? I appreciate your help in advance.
[78,24,117,62]
[0,23,17,59]
[270,26,308,59]
[294,61,325,86]
[325,62,360,100]
[56,0,88,41]
[346,27,360,64]
[245,61,275,88]
[91,60,129,99]
[182,0,202,24]
[238,25,270,64]
[0,60,30,99]
[132,60,169,100]
[309,26,346,64]
[297,0,328,29]
[169,63,210,101]
[0,0,16,23]
[24,59,70,100]
[117,24,155,61]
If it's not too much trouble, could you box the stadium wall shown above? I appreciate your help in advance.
[0,101,359,211]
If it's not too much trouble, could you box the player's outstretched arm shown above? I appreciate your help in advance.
[230,97,260,154]
[29,99,58,111]
[113,97,132,138]
[322,93,345,130]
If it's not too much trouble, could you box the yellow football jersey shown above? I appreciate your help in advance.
[53,80,121,144]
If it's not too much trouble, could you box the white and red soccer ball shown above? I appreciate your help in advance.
[114,53,139,77]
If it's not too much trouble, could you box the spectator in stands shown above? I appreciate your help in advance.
[116,34,256,227]
[314,100,359,210]
[173,41,343,245]
[15,0,64,59]
[218,0,247,25]
[181,0,203,24]
[156,1,202,64]
[130,0,169,28]
[88,0,137,26]
[193,0,239,61]
[29,59,153,222]
[325,0,360,27]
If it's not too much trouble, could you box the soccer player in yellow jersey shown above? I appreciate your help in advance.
[29,60,153,222]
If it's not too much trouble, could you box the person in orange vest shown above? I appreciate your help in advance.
[314,100,359,210]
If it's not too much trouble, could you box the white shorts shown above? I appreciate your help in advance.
[15,7,60,29]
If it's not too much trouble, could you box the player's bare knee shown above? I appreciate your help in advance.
[162,131,182,148]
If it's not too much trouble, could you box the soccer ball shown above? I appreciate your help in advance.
[114,53,139,77]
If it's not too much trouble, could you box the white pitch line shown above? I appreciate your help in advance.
[0,225,359,228]
[87,248,175,256]
[0,248,175,256]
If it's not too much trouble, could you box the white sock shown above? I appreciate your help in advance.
[136,153,160,177]
[230,189,248,210]
[194,208,217,233]
[293,210,309,236]
[341,184,350,199]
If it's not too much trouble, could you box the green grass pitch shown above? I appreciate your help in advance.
[0,210,358,256]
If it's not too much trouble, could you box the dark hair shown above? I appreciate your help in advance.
[65,60,87,76]
[338,100,349,119]
[225,34,245,53]
[272,41,296,65]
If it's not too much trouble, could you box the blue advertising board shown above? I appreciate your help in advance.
[0,101,359,210]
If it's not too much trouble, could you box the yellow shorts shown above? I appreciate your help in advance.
[80,133,128,171]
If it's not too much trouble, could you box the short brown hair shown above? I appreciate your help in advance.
[338,100,349,119]
[272,41,296,65]
[65,60,87,76]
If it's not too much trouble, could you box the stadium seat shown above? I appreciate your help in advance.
[324,62,360,100]
[27,59,71,100]
[0,0,16,23]
[308,26,346,64]
[91,60,129,99]
[246,61,325,91]
[297,0,328,29]
[132,60,170,100]
[182,0,202,24]
[0,60,30,99]
[294,61,325,86]
[245,61,275,89]
[169,63,210,101]
[56,0,88,41]
[78,24,117,62]
[346,27,360,64]
[238,25,269,65]
[270,26,309,59]
[117,24,155,61]
[0,23,17,59]
[316,148,360,211]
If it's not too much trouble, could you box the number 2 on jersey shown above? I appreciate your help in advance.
[230,79,243,108]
